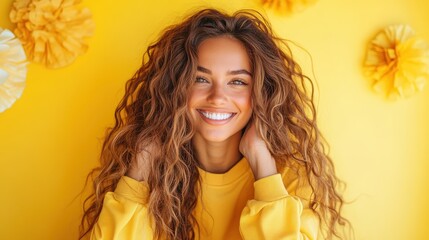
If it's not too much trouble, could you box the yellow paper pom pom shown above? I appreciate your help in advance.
[9,0,95,69]
[0,28,27,113]
[261,0,317,14]
[364,24,429,100]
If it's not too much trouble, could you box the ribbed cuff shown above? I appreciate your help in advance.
[115,176,149,204]
[254,173,289,201]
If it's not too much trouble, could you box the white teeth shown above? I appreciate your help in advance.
[200,111,233,120]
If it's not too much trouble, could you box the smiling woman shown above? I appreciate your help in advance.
[80,8,351,240]
[190,37,254,173]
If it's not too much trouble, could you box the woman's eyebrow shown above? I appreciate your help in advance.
[197,66,252,76]
[227,69,252,77]
[197,66,211,74]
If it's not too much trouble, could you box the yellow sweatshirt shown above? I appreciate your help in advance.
[91,158,319,239]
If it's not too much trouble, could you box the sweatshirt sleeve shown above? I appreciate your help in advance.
[239,173,319,240]
[90,176,152,240]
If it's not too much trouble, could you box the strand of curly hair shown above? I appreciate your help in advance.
[80,8,351,240]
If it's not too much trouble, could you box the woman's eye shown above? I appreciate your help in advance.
[230,79,247,85]
[195,77,208,83]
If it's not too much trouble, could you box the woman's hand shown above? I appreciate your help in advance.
[126,143,156,182]
[239,122,278,180]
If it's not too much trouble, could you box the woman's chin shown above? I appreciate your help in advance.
[195,130,243,144]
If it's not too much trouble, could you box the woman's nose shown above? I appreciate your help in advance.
[207,83,227,105]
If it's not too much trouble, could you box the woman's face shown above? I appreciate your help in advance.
[188,36,253,143]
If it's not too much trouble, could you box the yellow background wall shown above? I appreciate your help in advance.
[0,0,428,239]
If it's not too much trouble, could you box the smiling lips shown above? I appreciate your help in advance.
[197,110,236,121]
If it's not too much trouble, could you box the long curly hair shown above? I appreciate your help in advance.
[80,8,351,240]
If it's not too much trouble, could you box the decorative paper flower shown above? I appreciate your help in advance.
[364,24,429,99]
[261,0,317,14]
[9,0,95,69]
[0,28,27,113]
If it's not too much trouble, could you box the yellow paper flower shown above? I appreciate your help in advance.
[364,24,429,99]
[0,28,27,113]
[261,0,317,14]
[9,0,94,69]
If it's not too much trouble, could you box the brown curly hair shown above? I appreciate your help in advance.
[80,8,351,240]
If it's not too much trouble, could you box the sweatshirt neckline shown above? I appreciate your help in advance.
[197,157,252,186]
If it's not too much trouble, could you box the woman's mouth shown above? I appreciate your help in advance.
[197,110,236,121]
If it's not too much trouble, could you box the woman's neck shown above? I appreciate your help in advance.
[192,132,243,174]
